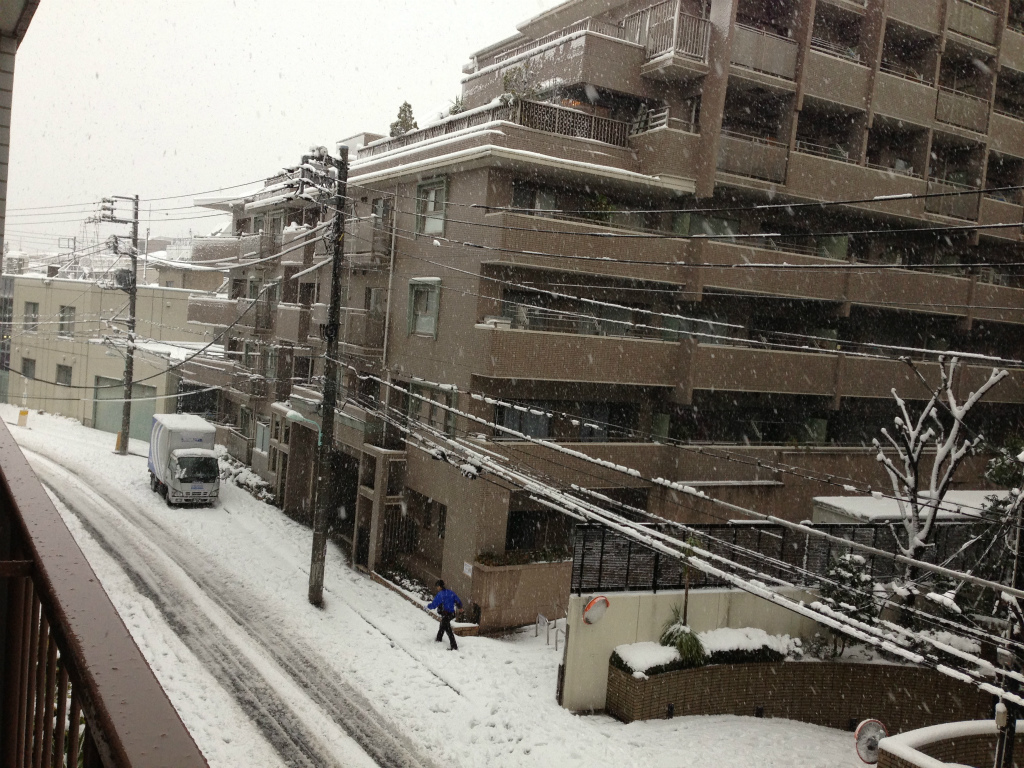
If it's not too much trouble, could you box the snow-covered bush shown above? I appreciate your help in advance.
[698,627,803,665]
[660,605,708,668]
[216,445,274,503]
[612,627,802,679]
[610,642,684,679]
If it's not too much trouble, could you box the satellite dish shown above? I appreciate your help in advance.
[855,719,888,764]
[583,595,610,625]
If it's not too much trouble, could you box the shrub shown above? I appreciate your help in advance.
[659,605,708,668]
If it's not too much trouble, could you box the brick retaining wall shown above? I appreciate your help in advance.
[879,721,1024,768]
[606,662,992,733]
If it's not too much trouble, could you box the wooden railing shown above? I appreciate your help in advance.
[0,421,209,768]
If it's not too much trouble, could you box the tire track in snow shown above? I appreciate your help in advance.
[26,450,438,768]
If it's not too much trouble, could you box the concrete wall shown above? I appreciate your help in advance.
[471,559,572,631]
[559,587,819,712]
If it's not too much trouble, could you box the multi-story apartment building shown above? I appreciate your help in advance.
[1,273,208,440]
[185,0,1024,630]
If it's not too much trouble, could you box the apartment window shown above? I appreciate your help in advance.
[271,414,281,441]
[230,279,246,299]
[58,306,75,337]
[21,358,35,380]
[437,505,447,540]
[248,280,261,299]
[22,302,38,333]
[408,383,455,435]
[408,278,440,337]
[55,364,72,387]
[239,407,253,439]
[416,179,447,235]
[253,215,265,233]
[266,347,278,382]
[270,215,284,237]
[255,421,270,454]
[243,341,256,369]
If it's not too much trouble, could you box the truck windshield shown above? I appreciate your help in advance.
[175,456,219,483]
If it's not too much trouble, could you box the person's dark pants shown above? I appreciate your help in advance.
[436,611,458,650]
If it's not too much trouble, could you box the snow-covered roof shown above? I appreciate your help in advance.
[812,490,1008,523]
[154,414,216,431]
[171,448,219,459]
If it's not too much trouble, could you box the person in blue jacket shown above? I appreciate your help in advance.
[427,579,462,650]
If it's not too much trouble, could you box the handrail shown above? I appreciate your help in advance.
[865,160,923,179]
[0,420,209,767]
[794,139,858,164]
[878,61,934,85]
[809,37,862,63]
[937,84,990,103]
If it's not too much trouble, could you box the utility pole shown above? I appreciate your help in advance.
[308,146,349,607]
[100,195,140,455]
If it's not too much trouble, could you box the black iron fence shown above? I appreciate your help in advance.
[571,521,983,594]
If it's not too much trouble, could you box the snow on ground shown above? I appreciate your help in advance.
[6,406,866,768]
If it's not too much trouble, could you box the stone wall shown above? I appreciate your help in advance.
[606,662,992,733]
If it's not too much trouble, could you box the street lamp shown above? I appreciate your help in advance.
[285,409,322,447]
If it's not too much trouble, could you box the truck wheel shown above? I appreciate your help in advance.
[150,474,158,492]
[158,482,167,498]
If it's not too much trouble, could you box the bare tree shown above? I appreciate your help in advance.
[874,357,1007,571]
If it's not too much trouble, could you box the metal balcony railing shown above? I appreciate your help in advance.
[794,139,858,164]
[0,421,209,768]
[809,37,862,63]
[359,99,636,158]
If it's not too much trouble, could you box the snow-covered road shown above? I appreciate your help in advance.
[7,407,867,768]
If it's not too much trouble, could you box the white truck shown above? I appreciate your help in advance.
[148,414,221,506]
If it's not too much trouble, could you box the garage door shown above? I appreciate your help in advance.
[93,376,157,443]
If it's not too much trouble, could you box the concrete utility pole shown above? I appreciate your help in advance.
[100,195,140,455]
[308,146,349,607]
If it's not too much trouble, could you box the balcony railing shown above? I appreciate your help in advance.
[716,130,789,182]
[730,24,799,79]
[359,99,635,158]
[486,17,633,67]
[865,160,923,179]
[925,178,982,219]
[809,37,862,63]
[935,85,991,132]
[794,139,858,164]
[879,60,934,85]
[946,0,999,44]
[0,421,209,768]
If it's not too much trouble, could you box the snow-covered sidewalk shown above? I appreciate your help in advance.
[5,406,865,768]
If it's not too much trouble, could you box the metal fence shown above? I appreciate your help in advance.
[570,521,984,594]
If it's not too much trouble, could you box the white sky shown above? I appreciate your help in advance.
[6,0,561,252]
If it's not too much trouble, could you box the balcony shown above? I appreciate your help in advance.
[359,98,638,162]
[180,356,235,389]
[803,48,870,109]
[887,0,943,33]
[945,0,998,45]
[977,196,1024,241]
[730,24,799,80]
[716,131,789,183]
[187,295,240,327]
[873,70,938,125]
[1001,28,1024,73]
[638,1,712,78]
[989,111,1024,156]
[479,16,639,69]
[342,309,386,352]
[476,325,681,386]
[275,302,310,344]
[924,178,981,219]
[935,86,990,133]
[474,326,1024,402]
[216,423,253,464]
[0,422,209,767]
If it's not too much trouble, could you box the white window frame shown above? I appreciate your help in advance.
[416,179,447,236]
[408,277,440,338]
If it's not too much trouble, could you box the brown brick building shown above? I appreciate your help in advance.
[184,0,1024,629]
